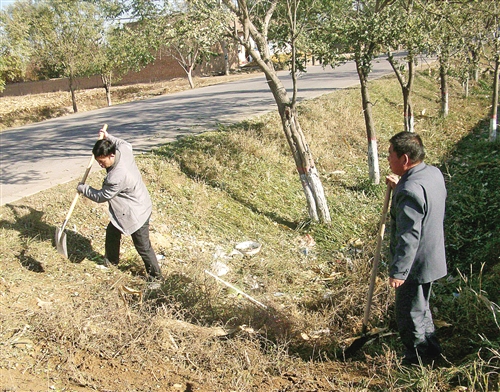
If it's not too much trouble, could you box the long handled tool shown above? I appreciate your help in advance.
[55,124,107,258]
[204,270,268,310]
[344,183,392,356]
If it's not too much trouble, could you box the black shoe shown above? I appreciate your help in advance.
[402,355,419,366]
[103,257,119,267]
[402,352,443,367]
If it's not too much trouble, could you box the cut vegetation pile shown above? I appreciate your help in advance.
[0,69,499,391]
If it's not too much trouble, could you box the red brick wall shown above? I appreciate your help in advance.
[2,43,240,97]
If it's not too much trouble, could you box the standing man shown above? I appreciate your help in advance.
[77,127,163,282]
[386,131,447,365]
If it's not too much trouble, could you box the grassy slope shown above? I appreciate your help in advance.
[0,69,499,391]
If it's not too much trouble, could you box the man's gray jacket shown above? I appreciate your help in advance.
[78,134,152,235]
[389,162,447,283]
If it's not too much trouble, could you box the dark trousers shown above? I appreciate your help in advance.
[105,218,163,280]
[395,281,442,360]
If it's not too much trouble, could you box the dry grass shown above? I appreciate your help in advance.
[0,69,499,391]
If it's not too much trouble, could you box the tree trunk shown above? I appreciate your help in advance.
[490,54,499,142]
[355,57,380,185]
[282,105,331,223]
[439,58,449,117]
[69,75,78,113]
[101,73,112,106]
[187,68,195,89]
[472,49,480,82]
[403,87,414,133]
[473,68,479,82]
[221,40,230,76]
[463,76,469,98]
[262,68,331,223]
[406,58,415,133]
[388,52,415,133]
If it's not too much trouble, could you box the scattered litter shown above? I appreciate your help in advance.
[301,329,329,340]
[300,234,316,248]
[323,291,334,300]
[213,247,232,261]
[96,264,108,270]
[147,282,161,290]
[205,270,267,309]
[211,261,230,276]
[310,328,330,337]
[244,274,264,291]
[11,338,33,348]
[274,292,285,297]
[234,241,261,256]
[156,254,165,261]
[297,234,316,257]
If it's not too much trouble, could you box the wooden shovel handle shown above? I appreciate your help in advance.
[361,183,392,332]
[60,124,107,232]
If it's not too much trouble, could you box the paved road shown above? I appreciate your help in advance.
[0,55,409,205]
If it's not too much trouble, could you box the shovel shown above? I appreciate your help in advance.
[344,183,392,356]
[55,124,107,258]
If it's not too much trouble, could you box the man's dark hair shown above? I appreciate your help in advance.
[93,139,116,158]
[389,131,425,162]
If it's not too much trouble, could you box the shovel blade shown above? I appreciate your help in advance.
[55,228,68,258]
[343,334,371,357]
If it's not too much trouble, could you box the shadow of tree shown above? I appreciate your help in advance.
[0,204,101,267]
[18,249,45,272]
[154,124,301,231]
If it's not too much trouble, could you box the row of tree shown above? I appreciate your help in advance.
[1,0,499,222]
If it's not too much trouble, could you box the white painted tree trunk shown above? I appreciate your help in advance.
[490,55,499,142]
[440,61,449,118]
[368,138,380,185]
[490,115,497,142]
[282,107,331,223]
[356,57,380,185]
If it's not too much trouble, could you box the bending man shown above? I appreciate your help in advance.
[77,127,163,282]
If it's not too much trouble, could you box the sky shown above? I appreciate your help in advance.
[0,0,16,9]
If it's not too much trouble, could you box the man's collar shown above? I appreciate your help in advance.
[107,150,121,172]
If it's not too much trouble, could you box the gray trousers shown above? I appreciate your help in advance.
[395,281,442,359]
[105,217,163,280]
